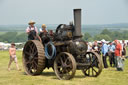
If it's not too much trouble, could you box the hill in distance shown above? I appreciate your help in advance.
[0,23,128,36]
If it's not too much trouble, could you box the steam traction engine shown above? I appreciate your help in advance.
[22,9,103,80]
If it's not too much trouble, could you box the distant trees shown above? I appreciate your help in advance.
[94,34,111,41]
[0,28,128,43]
[82,33,91,41]
[15,33,27,42]
[0,32,27,43]
[0,32,17,43]
[83,29,128,41]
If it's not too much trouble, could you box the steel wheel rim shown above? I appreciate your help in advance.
[22,40,46,75]
[54,52,76,80]
[23,41,38,75]
[82,51,102,77]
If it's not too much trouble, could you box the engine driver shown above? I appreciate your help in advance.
[26,20,42,42]
[39,24,50,45]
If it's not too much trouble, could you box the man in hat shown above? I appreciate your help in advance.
[26,20,42,42]
[8,43,20,71]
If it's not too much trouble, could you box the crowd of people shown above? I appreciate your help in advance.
[87,39,127,71]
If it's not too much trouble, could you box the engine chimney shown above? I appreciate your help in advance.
[73,9,82,37]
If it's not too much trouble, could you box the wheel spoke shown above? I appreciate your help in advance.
[64,57,70,64]
[88,68,90,76]
[92,67,98,74]
[29,43,33,49]
[92,67,94,76]
[26,60,32,65]
[30,63,34,70]
[90,57,97,66]
[33,61,38,68]
[33,51,38,56]
[29,48,32,54]
[60,57,64,65]
[31,63,37,72]
[24,51,30,56]
[33,57,38,60]
[65,64,72,68]
[63,54,67,62]
[32,45,36,53]
[65,70,71,77]
[28,45,33,53]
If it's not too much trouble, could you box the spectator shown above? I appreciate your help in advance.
[87,42,93,51]
[121,40,126,58]
[92,41,101,54]
[108,42,116,67]
[39,24,50,45]
[8,43,20,71]
[49,30,54,36]
[114,40,124,71]
[101,40,109,68]
[39,24,48,34]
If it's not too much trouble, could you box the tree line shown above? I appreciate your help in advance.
[0,29,128,43]
[82,29,128,42]
[0,32,27,43]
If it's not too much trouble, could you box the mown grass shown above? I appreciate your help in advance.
[0,50,128,85]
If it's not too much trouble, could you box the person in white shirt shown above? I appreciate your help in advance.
[39,24,48,34]
[39,24,50,44]
[87,42,93,51]
[26,20,41,42]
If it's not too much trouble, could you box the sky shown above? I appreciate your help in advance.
[0,0,128,25]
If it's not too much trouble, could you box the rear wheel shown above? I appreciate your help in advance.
[82,51,103,77]
[54,52,76,80]
[22,40,46,75]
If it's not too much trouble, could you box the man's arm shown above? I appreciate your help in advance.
[26,27,30,34]
[35,27,38,34]
[37,34,42,43]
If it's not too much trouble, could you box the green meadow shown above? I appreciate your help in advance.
[0,51,128,85]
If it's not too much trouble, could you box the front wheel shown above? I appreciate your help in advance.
[54,52,76,80]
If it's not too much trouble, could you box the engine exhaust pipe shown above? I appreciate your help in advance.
[73,9,82,37]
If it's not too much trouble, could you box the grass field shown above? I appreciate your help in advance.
[0,51,128,85]
[0,32,6,35]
